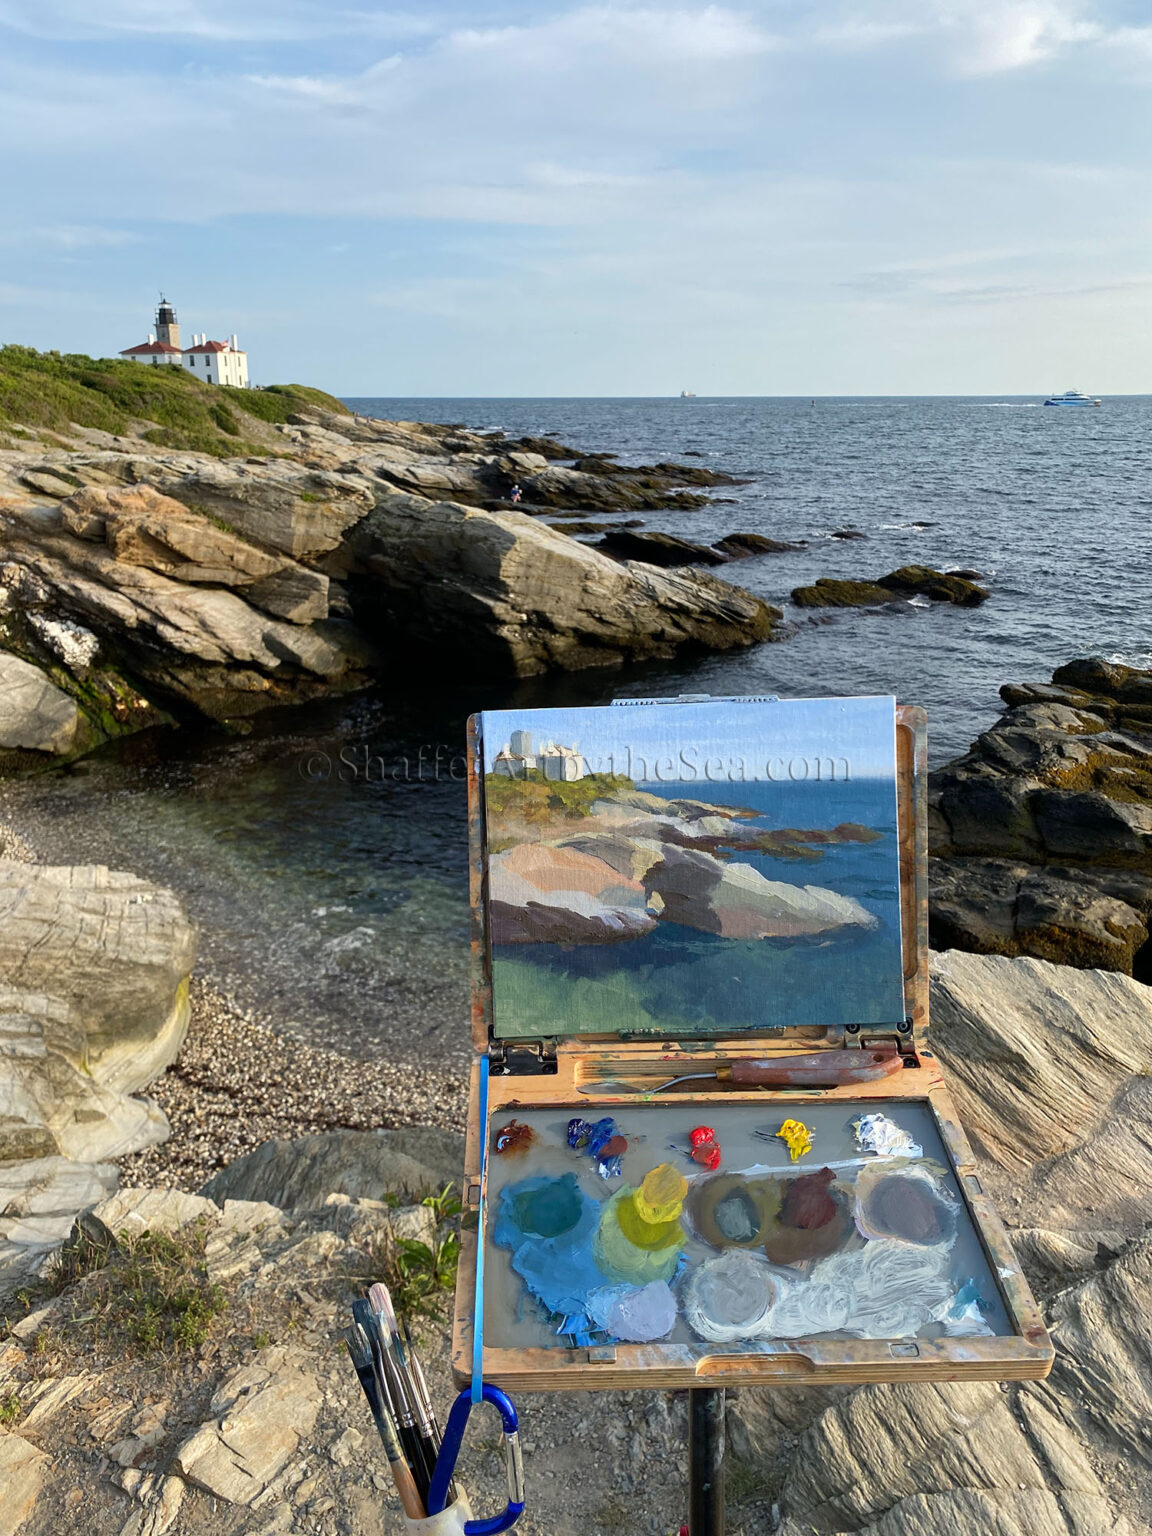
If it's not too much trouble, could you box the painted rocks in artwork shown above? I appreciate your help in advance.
[682,1250,786,1343]
[586,1280,678,1343]
[761,1168,854,1265]
[687,1174,780,1251]
[854,1161,959,1247]
[595,1163,687,1284]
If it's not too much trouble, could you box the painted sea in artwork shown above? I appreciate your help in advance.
[479,695,905,1038]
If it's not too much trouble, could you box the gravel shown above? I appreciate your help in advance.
[119,976,467,1192]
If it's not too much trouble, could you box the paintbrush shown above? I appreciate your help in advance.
[367,1284,437,1499]
[400,1312,458,1505]
[371,1277,445,1492]
[344,1325,425,1519]
[352,1297,425,1493]
[577,1047,905,1096]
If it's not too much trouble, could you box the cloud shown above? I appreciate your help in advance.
[0,224,136,249]
[446,5,777,66]
[0,0,435,42]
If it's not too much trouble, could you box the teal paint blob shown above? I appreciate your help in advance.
[510,1174,584,1239]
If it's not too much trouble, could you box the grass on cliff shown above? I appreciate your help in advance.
[484,770,635,826]
[0,344,349,457]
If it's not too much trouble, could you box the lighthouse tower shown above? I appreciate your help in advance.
[155,296,181,349]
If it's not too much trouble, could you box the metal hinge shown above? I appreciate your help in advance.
[844,1016,916,1051]
[488,1039,558,1076]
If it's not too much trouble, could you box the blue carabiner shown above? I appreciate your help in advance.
[426,1383,525,1534]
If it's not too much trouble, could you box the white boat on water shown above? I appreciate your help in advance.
[1044,389,1101,407]
[679,390,697,399]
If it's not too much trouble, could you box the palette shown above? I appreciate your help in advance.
[452,698,1054,1391]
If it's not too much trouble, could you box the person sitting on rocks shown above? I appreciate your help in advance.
[509,482,522,503]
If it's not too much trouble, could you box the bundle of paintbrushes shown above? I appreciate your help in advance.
[345,1281,456,1520]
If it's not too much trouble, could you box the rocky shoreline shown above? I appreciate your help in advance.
[0,380,784,768]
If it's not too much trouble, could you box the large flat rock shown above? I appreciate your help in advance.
[199,1127,466,1210]
[0,652,79,754]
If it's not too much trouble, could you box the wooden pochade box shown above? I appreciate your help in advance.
[451,698,1053,1392]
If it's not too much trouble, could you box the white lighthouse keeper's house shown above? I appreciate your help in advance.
[119,298,250,386]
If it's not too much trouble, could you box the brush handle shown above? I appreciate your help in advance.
[725,1048,904,1087]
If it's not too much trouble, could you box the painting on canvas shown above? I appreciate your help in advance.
[479,695,905,1038]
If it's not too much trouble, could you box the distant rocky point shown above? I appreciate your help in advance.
[0,348,780,767]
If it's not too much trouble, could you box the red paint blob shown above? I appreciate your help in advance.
[689,1125,716,1150]
[690,1142,722,1171]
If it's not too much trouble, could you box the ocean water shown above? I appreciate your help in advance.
[492,776,907,1040]
[6,395,1149,1061]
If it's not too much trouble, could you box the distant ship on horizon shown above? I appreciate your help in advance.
[679,389,697,398]
[1044,388,1101,407]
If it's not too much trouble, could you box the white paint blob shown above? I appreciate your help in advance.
[587,1281,678,1342]
[682,1250,785,1342]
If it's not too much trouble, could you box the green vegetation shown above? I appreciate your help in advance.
[0,345,349,458]
[4,1214,227,1359]
[350,1184,462,1323]
[484,769,634,825]
[0,1389,22,1426]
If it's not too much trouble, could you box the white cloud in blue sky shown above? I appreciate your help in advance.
[0,1,1148,393]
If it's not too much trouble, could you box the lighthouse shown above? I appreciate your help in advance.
[154,296,181,350]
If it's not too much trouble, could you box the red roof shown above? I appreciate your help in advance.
[184,340,234,354]
[120,340,181,355]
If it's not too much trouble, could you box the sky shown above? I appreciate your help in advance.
[481,695,898,781]
[0,1,1149,394]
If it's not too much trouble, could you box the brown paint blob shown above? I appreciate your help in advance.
[494,1118,535,1156]
[762,1172,853,1266]
[600,1134,628,1158]
[780,1168,836,1231]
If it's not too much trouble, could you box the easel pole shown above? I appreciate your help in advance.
[688,1387,726,1536]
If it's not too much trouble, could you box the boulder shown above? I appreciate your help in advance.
[766,1379,1126,1536]
[713,532,805,557]
[1049,1235,1152,1469]
[929,949,1152,1222]
[2,510,362,720]
[348,492,780,676]
[0,1435,48,1536]
[162,460,374,558]
[0,1155,119,1287]
[929,658,1152,975]
[593,530,728,566]
[0,652,80,753]
[198,1127,466,1210]
[644,844,876,939]
[793,567,988,608]
[60,484,329,624]
[174,1348,322,1506]
[877,565,988,605]
[0,860,196,1163]
[792,577,898,608]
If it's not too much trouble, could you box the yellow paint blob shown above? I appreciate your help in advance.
[595,1187,684,1283]
[633,1163,687,1225]
[776,1119,814,1162]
